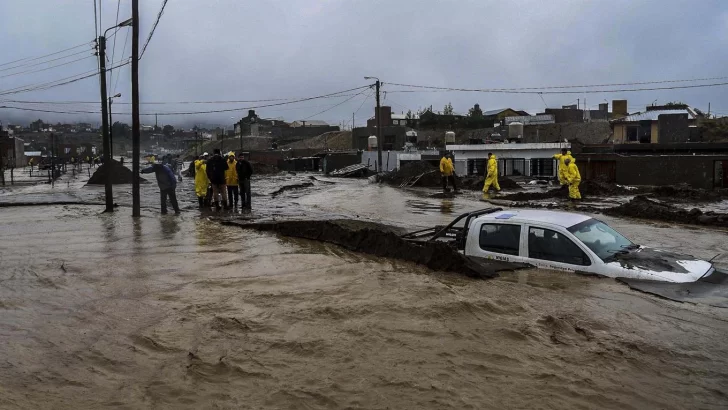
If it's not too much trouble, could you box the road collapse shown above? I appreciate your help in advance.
[220,218,530,278]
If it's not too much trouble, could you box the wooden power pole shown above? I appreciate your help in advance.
[98,35,114,212]
[131,0,141,217]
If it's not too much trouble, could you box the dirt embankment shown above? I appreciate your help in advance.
[649,184,728,202]
[604,195,728,227]
[87,159,147,185]
[222,219,528,278]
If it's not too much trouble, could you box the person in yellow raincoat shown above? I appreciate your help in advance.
[564,157,581,200]
[439,154,457,192]
[224,152,239,207]
[482,153,500,193]
[194,154,209,208]
[553,148,573,186]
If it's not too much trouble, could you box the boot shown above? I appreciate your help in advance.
[214,201,221,211]
[198,197,204,208]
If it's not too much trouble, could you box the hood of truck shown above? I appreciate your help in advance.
[606,246,713,283]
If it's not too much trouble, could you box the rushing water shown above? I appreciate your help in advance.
[0,169,727,409]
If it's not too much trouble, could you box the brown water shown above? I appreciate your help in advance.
[1,174,728,409]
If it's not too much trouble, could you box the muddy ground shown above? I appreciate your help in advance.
[1,167,728,409]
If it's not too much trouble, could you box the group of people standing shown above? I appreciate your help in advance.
[439,149,581,199]
[192,149,253,210]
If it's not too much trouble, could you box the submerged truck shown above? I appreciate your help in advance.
[401,208,724,283]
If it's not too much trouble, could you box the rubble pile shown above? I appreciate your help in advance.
[252,162,280,175]
[378,161,439,186]
[604,195,728,227]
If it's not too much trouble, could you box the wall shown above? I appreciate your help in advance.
[544,108,584,124]
[658,114,689,143]
[352,126,409,151]
[615,155,727,189]
[0,137,25,167]
[247,149,321,166]
[521,122,611,144]
[323,152,361,173]
[614,124,625,143]
[446,143,566,176]
[277,125,340,139]
[360,150,401,172]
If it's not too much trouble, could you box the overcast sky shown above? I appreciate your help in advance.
[1,0,728,128]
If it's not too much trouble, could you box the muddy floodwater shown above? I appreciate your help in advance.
[1,170,728,409]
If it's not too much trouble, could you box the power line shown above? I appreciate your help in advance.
[108,0,122,91]
[113,28,131,95]
[1,84,371,117]
[140,0,169,59]
[0,45,93,73]
[0,59,130,97]
[304,90,368,120]
[93,0,99,43]
[354,90,374,115]
[0,55,95,79]
[386,81,728,95]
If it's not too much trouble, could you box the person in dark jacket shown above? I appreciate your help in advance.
[141,163,180,214]
[236,152,253,209]
[205,148,229,210]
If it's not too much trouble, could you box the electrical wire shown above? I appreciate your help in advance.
[0,59,130,97]
[108,0,122,91]
[354,90,374,115]
[386,81,728,95]
[0,92,364,106]
[140,0,169,59]
[0,55,95,79]
[0,46,94,73]
[1,84,371,116]
[112,28,131,95]
[303,90,368,120]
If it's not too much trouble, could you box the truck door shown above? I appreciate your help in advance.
[466,222,527,264]
[525,225,595,273]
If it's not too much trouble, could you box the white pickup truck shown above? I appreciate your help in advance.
[401,208,721,283]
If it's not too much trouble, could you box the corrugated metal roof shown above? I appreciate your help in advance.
[482,108,511,117]
[615,108,696,122]
[391,113,419,120]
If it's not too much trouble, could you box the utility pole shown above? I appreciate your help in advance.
[238,120,243,152]
[131,0,141,217]
[375,80,382,172]
[352,112,355,130]
[98,35,114,212]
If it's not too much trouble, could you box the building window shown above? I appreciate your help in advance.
[530,158,556,177]
[626,126,638,142]
[528,227,590,266]
[501,158,526,176]
[480,224,521,256]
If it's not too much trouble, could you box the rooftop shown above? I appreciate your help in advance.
[479,209,591,228]
[614,108,697,123]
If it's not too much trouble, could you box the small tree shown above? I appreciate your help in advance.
[468,104,483,118]
[443,102,454,115]
[405,110,413,119]
[162,125,175,136]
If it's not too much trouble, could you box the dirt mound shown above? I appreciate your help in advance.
[604,195,728,227]
[87,159,147,185]
[252,162,279,175]
[649,184,728,202]
[580,179,630,196]
[499,188,564,201]
[460,176,521,191]
[223,219,529,278]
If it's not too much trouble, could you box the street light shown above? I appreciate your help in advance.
[364,76,382,172]
[99,18,133,213]
[108,93,121,157]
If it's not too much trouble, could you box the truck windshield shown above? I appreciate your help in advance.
[567,218,634,261]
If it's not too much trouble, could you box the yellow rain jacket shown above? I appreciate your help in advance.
[553,151,574,185]
[483,155,500,192]
[194,159,209,197]
[224,158,238,185]
[439,156,454,176]
[566,161,581,199]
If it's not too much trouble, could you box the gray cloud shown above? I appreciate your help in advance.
[2,0,728,127]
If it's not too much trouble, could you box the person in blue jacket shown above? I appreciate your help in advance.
[141,163,180,214]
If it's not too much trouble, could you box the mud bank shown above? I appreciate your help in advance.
[270,181,314,197]
[649,184,728,202]
[222,219,528,278]
[605,195,728,227]
[87,159,147,185]
[379,161,520,190]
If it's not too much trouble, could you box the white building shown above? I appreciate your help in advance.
[446,142,569,177]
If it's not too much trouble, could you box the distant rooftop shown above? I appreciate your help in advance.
[614,107,697,122]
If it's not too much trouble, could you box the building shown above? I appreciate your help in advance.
[446,142,568,177]
[611,105,698,144]
[290,120,329,128]
[482,108,526,123]
[0,135,26,168]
